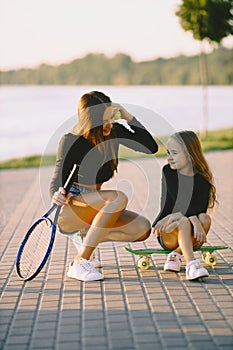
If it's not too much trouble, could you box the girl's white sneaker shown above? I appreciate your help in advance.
[164,252,182,272]
[186,259,209,280]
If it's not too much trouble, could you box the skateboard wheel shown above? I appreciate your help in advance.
[137,257,150,270]
[205,253,217,266]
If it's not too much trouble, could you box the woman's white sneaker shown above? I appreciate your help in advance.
[63,231,101,268]
[90,253,101,268]
[164,252,182,272]
[186,259,209,280]
[67,258,103,282]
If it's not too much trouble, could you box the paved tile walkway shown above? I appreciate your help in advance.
[0,150,232,350]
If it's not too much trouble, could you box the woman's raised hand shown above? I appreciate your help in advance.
[112,103,133,122]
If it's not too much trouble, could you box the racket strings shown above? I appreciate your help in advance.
[19,219,53,278]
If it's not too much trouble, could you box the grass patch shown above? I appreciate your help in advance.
[119,127,233,159]
[197,127,233,152]
[0,127,232,169]
[0,154,56,169]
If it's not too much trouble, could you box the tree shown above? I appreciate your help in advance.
[176,0,233,138]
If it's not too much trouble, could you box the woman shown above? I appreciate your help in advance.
[152,131,216,280]
[50,91,158,281]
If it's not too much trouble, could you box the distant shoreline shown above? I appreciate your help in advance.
[0,48,232,85]
[0,127,232,170]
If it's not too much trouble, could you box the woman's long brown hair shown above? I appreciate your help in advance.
[171,130,216,208]
[71,91,118,177]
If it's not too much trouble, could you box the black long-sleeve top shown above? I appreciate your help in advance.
[50,117,158,197]
[152,164,210,227]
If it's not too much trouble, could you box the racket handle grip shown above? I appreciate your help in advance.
[63,164,78,194]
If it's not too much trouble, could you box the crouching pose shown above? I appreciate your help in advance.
[152,130,216,280]
[50,91,158,281]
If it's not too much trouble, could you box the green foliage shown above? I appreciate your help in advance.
[197,127,233,151]
[176,0,233,43]
[0,155,42,169]
[0,128,232,169]
[0,48,232,85]
[119,127,233,158]
[0,154,56,169]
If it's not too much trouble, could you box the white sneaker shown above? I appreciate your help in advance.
[90,251,101,268]
[164,252,182,272]
[186,260,209,280]
[62,231,101,268]
[71,233,101,268]
[67,258,104,282]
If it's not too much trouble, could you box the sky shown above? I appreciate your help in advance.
[0,0,232,70]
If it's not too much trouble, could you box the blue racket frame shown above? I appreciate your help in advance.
[15,164,77,281]
[16,217,55,280]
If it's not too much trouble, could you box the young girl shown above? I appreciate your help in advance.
[50,91,158,282]
[152,130,216,280]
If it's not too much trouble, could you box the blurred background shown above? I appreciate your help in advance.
[0,0,232,164]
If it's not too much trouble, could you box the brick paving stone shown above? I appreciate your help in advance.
[0,151,232,350]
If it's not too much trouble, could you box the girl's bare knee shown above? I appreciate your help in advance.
[178,216,191,230]
[198,213,211,231]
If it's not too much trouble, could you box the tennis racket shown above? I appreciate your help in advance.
[16,163,78,281]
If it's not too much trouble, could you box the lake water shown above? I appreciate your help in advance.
[0,85,232,161]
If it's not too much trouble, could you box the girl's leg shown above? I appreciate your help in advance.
[198,213,211,232]
[160,217,195,263]
[160,215,210,279]
[176,217,195,263]
[160,214,211,258]
[196,213,211,242]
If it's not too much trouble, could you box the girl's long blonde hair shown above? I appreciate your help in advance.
[171,130,216,208]
[71,91,118,177]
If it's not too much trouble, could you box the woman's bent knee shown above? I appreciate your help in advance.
[133,217,151,241]
[142,217,151,233]
[102,190,128,213]
[115,190,128,208]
